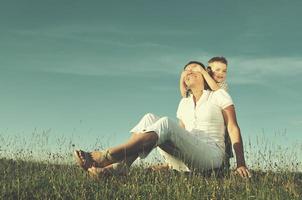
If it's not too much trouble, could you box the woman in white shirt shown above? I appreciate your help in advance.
[74,61,251,178]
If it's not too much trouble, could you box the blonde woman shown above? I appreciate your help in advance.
[75,61,251,178]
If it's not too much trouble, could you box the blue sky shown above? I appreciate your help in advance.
[0,0,301,163]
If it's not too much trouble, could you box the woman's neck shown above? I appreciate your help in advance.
[190,88,203,103]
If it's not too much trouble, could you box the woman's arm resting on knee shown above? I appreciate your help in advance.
[222,105,251,178]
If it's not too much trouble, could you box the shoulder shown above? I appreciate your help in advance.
[218,81,228,91]
[211,88,231,98]
[208,89,234,109]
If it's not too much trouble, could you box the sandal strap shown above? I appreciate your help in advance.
[79,150,94,168]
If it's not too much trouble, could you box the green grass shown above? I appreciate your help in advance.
[1,157,301,200]
[0,131,301,199]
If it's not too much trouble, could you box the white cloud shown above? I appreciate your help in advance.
[10,23,197,49]
[12,28,301,84]
[228,56,302,85]
[35,50,212,77]
[36,54,302,87]
[290,120,302,126]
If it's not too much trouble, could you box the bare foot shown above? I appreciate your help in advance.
[74,149,115,170]
[87,163,129,179]
[147,163,171,172]
[90,150,115,168]
[88,167,107,178]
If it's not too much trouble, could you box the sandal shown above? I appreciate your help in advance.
[74,150,95,171]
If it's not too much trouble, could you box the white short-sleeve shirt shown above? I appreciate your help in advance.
[218,81,228,91]
[176,89,234,149]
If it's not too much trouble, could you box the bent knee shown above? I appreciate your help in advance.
[158,116,170,126]
[143,113,157,120]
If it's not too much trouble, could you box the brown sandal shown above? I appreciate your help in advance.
[74,150,95,171]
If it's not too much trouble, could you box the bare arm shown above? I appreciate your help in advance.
[199,68,220,91]
[180,66,220,97]
[222,105,251,178]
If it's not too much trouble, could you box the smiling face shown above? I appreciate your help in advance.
[208,61,227,83]
[183,63,204,89]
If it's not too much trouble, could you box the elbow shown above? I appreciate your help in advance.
[213,86,220,91]
[227,125,241,136]
[228,125,242,145]
[211,85,220,91]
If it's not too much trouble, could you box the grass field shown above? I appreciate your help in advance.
[0,157,301,199]
[0,132,301,199]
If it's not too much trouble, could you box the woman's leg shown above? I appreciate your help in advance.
[79,115,223,171]
[88,133,156,177]
[146,142,187,172]
[89,113,161,167]
[146,116,224,170]
[157,142,191,172]
[89,131,158,168]
[91,116,220,170]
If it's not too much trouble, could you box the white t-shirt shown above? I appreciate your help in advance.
[218,81,228,91]
[176,89,234,150]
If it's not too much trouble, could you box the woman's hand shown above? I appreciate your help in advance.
[181,68,204,81]
[181,70,189,79]
[235,166,252,178]
[192,66,206,75]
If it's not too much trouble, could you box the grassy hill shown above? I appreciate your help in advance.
[0,158,301,199]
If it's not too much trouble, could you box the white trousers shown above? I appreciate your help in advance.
[129,113,224,171]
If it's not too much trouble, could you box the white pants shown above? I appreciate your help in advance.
[129,113,224,171]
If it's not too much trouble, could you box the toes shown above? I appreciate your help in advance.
[88,167,106,178]
[88,167,98,178]
[74,150,84,165]
[74,150,93,170]
[76,150,84,162]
